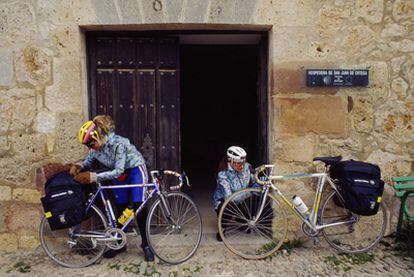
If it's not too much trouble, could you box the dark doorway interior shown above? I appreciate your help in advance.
[181,45,259,195]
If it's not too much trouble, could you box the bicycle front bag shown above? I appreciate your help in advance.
[41,171,87,231]
[330,160,384,216]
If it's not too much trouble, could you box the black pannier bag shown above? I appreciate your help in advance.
[41,171,86,230]
[330,160,384,216]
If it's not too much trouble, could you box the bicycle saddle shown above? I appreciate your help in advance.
[313,156,342,165]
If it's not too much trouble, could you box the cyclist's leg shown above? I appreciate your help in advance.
[129,165,154,261]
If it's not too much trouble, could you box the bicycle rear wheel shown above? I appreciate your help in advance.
[320,190,386,254]
[146,192,202,264]
[39,204,107,268]
[218,188,288,259]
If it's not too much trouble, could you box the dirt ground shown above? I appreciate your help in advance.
[0,233,413,277]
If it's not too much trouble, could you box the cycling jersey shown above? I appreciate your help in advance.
[82,132,146,182]
[212,162,255,210]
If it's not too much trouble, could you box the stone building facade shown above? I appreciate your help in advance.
[0,0,413,250]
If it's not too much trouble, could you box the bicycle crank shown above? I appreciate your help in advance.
[301,222,320,238]
[103,227,127,250]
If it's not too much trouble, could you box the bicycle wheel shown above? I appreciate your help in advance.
[320,190,386,254]
[39,204,107,268]
[218,188,288,259]
[146,192,202,264]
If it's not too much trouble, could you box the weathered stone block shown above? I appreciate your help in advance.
[183,0,209,22]
[0,136,10,156]
[355,0,384,24]
[275,96,347,135]
[15,47,52,87]
[9,97,37,131]
[0,233,18,251]
[318,6,350,37]
[0,51,13,87]
[276,135,316,162]
[140,0,165,23]
[5,203,42,233]
[91,0,120,24]
[53,113,88,163]
[352,96,374,133]
[234,0,258,24]
[366,150,411,181]
[392,0,414,21]
[0,203,5,232]
[390,39,414,53]
[164,0,184,22]
[272,0,319,27]
[369,61,389,97]
[34,110,56,134]
[391,77,409,99]
[13,188,41,204]
[208,0,236,23]
[0,2,36,48]
[381,23,406,38]
[342,25,375,50]
[18,235,40,250]
[12,133,47,162]
[117,0,143,24]
[317,136,363,158]
[0,186,12,201]
[375,100,414,144]
[45,58,82,113]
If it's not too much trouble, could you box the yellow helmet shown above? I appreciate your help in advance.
[78,120,100,144]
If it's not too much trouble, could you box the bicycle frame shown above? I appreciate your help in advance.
[255,165,356,233]
[82,169,181,237]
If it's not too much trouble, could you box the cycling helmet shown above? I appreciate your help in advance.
[227,146,247,163]
[78,120,100,144]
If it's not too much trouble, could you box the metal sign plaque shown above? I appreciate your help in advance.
[306,69,369,87]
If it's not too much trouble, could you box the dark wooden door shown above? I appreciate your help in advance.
[87,34,180,171]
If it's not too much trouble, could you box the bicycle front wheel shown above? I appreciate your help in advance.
[39,204,107,268]
[320,190,386,254]
[146,192,202,264]
[218,188,288,259]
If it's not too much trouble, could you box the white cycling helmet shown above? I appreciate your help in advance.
[227,146,247,163]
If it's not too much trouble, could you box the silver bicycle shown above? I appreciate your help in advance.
[218,156,387,259]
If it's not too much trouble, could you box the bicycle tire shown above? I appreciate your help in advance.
[218,188,288,259]
[146,192,202,264]
[320,190,386,254]
[39,204,107,268]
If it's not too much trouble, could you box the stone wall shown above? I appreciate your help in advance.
[0,0,413,249]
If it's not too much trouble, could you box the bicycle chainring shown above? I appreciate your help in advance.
[301,222,320,237]
[105,227,127,250]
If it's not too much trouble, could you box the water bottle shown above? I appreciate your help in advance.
[118,207,134,225]
[292,195,310,219]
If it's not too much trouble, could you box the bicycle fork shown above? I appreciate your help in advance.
[158,192,177,226]
[251,185,270,224]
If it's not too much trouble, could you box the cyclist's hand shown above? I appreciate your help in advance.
[69,164,82,176]
[74,171,96,184]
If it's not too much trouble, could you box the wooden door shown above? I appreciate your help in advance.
[87,34,180,171]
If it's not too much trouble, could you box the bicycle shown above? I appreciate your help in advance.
[217,156,387,259]
[39,169,203,267]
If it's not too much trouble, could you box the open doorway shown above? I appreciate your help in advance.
[180,44,260,209]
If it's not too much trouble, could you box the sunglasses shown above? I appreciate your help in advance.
[85,140,96,148]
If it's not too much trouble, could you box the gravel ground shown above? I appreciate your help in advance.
[0,235,413,277]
